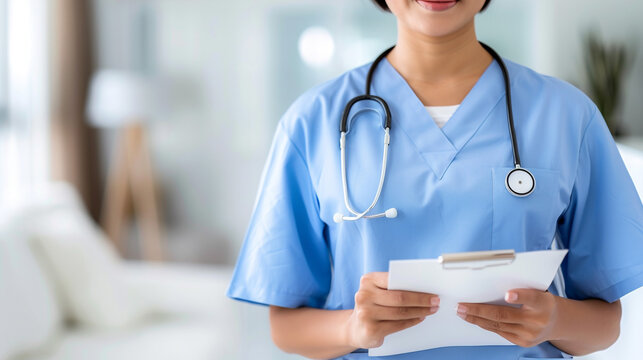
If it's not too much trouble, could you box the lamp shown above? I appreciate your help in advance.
[86,70,164,261]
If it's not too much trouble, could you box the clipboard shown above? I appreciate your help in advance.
[369,249,568,357]
[439,249,516,269]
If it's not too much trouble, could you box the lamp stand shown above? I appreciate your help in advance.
[101,124,164,261]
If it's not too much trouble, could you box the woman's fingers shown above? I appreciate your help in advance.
[458,313,523,335]
[360,272,439,308]
[504,289,546,308]
[463,319,542,349]
[367,305,438,321]
[351,272,438,349]
[456,301,550,347]
[380,317,426,337]
[374,288,440,307]
[457,303,523,324]
[362,272,389,289]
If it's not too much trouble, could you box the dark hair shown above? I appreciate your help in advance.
[372,0,492,12]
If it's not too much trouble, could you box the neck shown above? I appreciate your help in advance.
[387,19,492,84]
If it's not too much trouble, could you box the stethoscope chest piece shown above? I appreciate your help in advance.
[505,167,535,197]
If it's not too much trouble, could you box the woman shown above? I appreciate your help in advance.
[227,0,643,359]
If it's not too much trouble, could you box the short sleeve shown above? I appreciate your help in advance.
[557,109,643,303]
[226,122,331,309]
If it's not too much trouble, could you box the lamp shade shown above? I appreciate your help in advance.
[86,70,160,127]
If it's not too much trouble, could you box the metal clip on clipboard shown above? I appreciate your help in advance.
[438,249,516,270]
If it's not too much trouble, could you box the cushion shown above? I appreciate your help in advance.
[25,183,150,329]
[0,218,62,360]
[21,265,238,360]
[27,194,147,328]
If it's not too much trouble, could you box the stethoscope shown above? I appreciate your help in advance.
[333,42,535,224]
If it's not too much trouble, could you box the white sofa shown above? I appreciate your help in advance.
[0,184,240,360]
[25,264,238,360]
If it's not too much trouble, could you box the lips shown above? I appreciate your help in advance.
[416,0,458,11]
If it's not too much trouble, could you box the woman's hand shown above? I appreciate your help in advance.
[457,289,559,348]
[345,272,439,349]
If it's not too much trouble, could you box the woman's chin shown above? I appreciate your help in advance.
[407,19,465,39]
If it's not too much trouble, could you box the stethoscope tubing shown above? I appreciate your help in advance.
[338,129,391,221]
[334,42,534,223]
[479,42,522,168]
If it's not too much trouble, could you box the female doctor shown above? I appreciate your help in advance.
[227,0,643,359]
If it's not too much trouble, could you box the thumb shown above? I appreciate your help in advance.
[370,272,390,290]
[505,288,547,308]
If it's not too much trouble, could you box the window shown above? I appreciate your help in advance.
[0,0,7,127]
[0,0,49,211]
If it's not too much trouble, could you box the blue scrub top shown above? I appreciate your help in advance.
[227,56,643,359]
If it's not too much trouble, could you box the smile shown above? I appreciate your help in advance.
[415,0,458,12]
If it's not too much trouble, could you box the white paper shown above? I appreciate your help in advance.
[369,250,568,356]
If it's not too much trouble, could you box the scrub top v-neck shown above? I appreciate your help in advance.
[426,104,460,128]
[227,55,643,360]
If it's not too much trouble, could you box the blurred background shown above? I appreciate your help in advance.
[0,0,642,359]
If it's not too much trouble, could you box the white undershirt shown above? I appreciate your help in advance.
[425,104,460,129]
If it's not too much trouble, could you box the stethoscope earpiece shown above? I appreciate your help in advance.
[333,213,344,223]
[333,207,398,223]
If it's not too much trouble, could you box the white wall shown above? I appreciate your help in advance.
[92,0,396,262]
[540,0,643,136]
[478,0,643,134]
